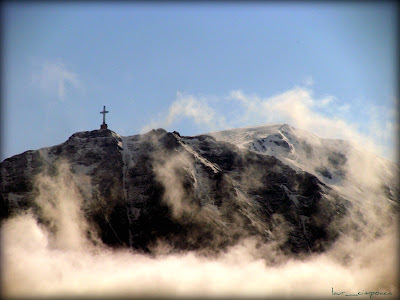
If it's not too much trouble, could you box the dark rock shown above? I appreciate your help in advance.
[0,128,353,256]
[316,167,332,179]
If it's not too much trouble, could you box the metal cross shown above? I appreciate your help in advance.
[100,106,109,125]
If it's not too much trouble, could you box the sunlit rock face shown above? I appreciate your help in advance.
[1,125,398,257]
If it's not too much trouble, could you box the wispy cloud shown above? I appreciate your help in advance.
[227,87,395,159]
[364,103,398,160]
[228,87,348,136]
[302,76,314,87]
[31,61,81,101]
[141,91,227,133]
[141,85,397,161]
[338,104,351,112]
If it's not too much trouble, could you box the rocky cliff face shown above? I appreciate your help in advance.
[1,126,397,257]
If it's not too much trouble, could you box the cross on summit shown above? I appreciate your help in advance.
[100,106,109,130]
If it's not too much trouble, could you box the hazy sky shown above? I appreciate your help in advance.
[2,2,398,160]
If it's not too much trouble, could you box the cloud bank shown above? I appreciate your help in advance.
[1,159,397,298]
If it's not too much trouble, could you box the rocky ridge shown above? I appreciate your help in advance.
[1,125,397,257]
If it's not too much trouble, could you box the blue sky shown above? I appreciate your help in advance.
[2,2,398,161]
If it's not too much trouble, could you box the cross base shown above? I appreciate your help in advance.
[100,123,108,130]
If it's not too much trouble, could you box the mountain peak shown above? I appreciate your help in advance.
[68,128,117,140]
[278,123,294,132]
[1,123,398,283]
[1,123,397,298]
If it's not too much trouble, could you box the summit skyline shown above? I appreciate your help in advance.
[2,2,398,161]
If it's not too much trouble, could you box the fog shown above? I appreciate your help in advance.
[1,151,398,298]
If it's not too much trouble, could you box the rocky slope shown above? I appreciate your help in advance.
[209,124,398,192]
[1,125,398,257]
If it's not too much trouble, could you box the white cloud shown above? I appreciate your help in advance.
[317,95,335,107]
[228,87,397,159]
[302,76,314,87]
[364,104,398,161]
[141,92,227,133]
[338,104,351,112]
[32,61,81,101]
[2,161,397,298]
[141,86,396,160]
